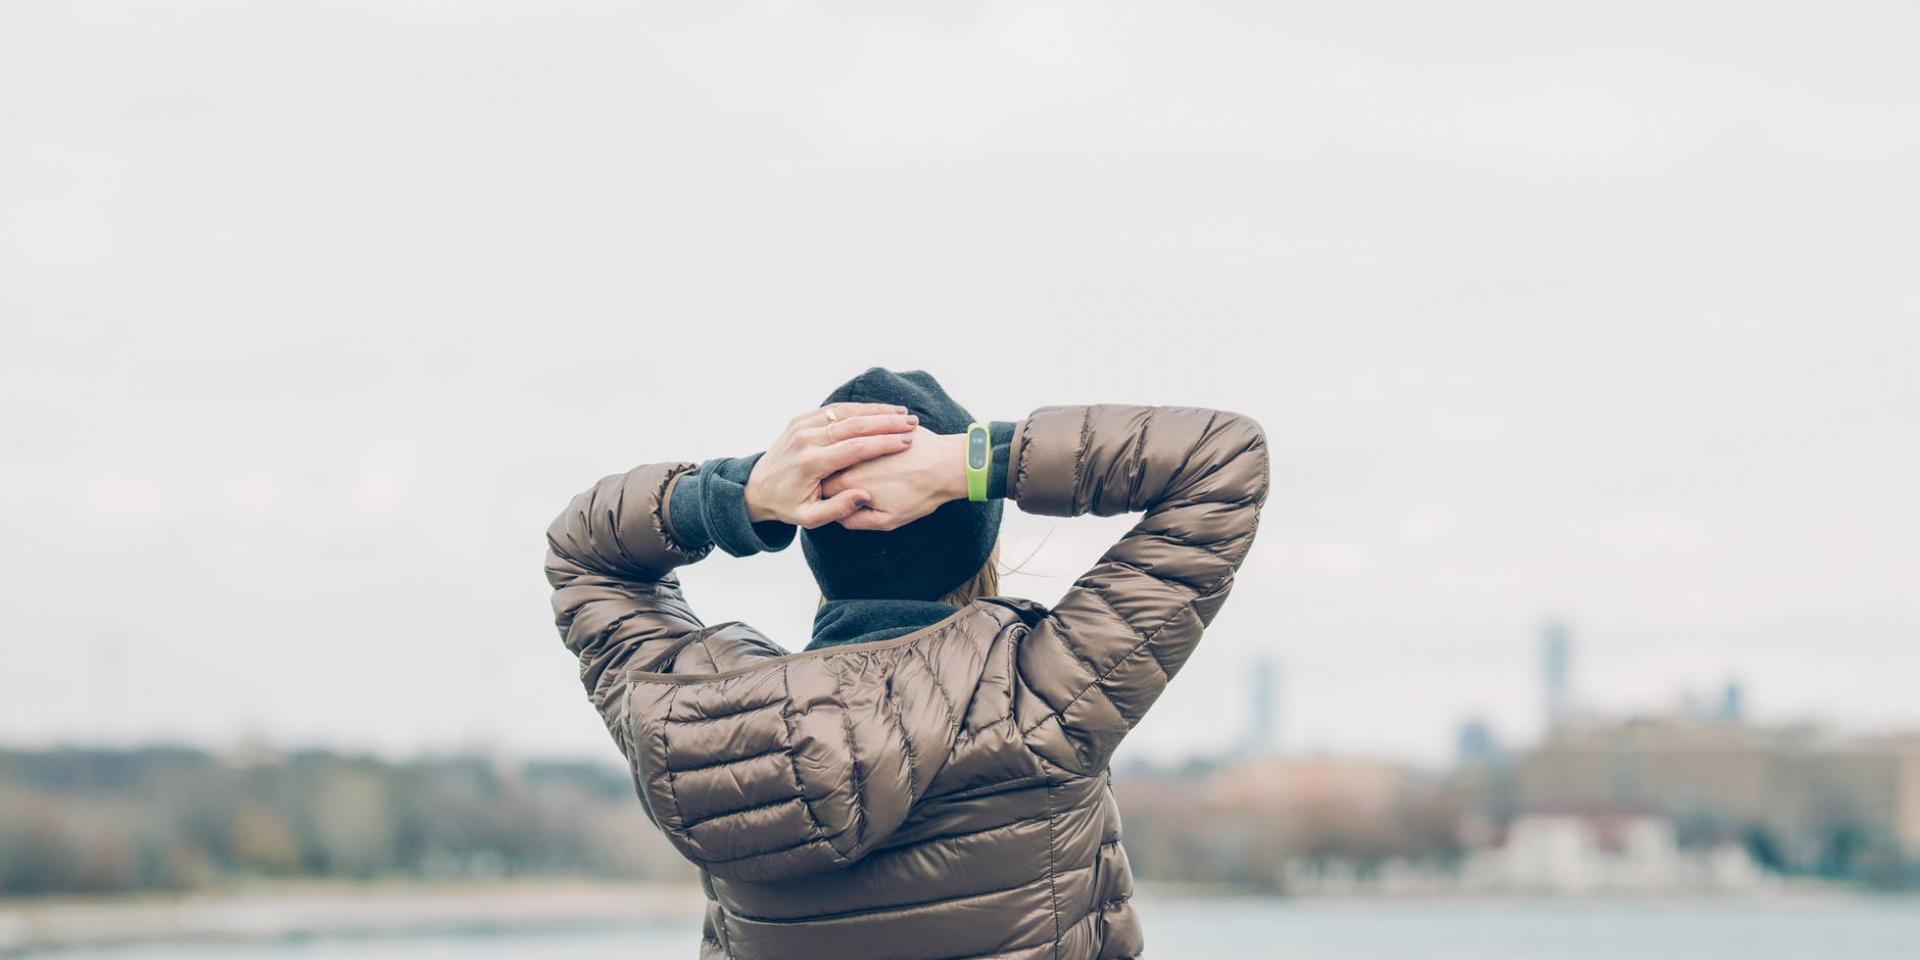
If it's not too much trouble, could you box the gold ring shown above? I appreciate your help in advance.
[824,409,839,423]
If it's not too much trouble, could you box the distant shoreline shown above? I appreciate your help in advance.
[0,878,1892,957]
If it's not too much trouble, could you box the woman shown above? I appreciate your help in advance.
[545,368,1268,960]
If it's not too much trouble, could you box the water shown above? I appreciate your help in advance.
[36,897,1920,960]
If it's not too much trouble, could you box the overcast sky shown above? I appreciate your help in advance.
[3,1,1916,766]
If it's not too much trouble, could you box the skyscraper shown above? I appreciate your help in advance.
[1243,656,1279,755]
[1456,716,1504,766]
[1719,680,1746,722]
[1542,620,1573,732]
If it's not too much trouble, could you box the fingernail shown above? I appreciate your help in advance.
[901,435,913,444]
[895,406,908,413]
[906,415,918,425]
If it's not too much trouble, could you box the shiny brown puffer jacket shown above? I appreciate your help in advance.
[546,405,1268,959]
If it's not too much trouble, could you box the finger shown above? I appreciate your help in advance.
[815,432,914,474]
[838,508,887,532]
[817,413,918,443]
[796,402,909,428]
[819,471,862,498]
[792,414,915,448]
[793,489,871,529]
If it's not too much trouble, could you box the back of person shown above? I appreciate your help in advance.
[545,370,1269,959]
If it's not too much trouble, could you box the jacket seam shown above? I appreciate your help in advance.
[664,698,783,725]
[1089,590,1173,713]
[724,871,1053,926]
[922,938,1059,960]
[955,711,1014,746]
[832,665,870,847]
[608,477,644,573]
[668,745,788,775]
[706,901,740,960]
[1018,578,1230,743]
[541,533,592,577]
[587,603,655,660]
[604,632,708,693]
[710,832,831,865]
[1087,556,1209,597]
[1084,582,1153,645]
[679,794,799,830]
[619,605,973,686]
[881,670,923,805]
[656,685,685,828]
[675,794,810,833]
[906,643,964,743]
[1044,771,1063,960]
[779,666,854,869]
[1087,584,1182,682]
[1025,616,1102,762]
[1123,407,1153,510]
[1095,531,1255,592]
[877,807,1052,849]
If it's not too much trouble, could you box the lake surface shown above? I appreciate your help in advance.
[37,896,1920,960]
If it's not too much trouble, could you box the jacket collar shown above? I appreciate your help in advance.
[809,598,958,651]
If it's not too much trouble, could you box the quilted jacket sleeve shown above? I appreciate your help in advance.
[545,461,715,710]
[1008,405,1269,775]
[548,460,982,884]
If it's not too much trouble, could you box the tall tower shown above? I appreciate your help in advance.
[1719,680,1745,722]
[1244,656,1279,755]
[1542,620,1573,733]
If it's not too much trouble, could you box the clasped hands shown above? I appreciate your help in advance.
[743,403,969,532]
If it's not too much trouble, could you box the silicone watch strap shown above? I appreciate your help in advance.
[965,421,991,502]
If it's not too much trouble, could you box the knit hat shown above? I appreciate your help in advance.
[801,368,1002,601]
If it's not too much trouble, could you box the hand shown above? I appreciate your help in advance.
[744,403,919,529]
[820,429,968,531]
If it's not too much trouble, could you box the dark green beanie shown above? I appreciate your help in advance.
[801,368,1002,601]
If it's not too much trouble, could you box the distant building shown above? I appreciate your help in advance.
[1456,717,1504,766]
[1679,678,1747,722]
[1206,754,1410,816]
[1517,717,1920,865]
[1719,681,1745,722]
[1462,813,1766,894]
[1239,656,1280,756]
[1453,717,1517,823]
[1541,620,1574,732]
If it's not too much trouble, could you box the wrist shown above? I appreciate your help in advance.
[743,458,780,524]
[935,433,971,502]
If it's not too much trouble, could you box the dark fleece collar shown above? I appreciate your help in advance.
[809,598,958,651]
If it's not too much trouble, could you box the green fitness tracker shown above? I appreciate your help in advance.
[965,421,991,502]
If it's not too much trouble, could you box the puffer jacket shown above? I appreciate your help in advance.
[546,405,1268,960]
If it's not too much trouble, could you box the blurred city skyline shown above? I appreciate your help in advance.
[3,1,1917,767]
